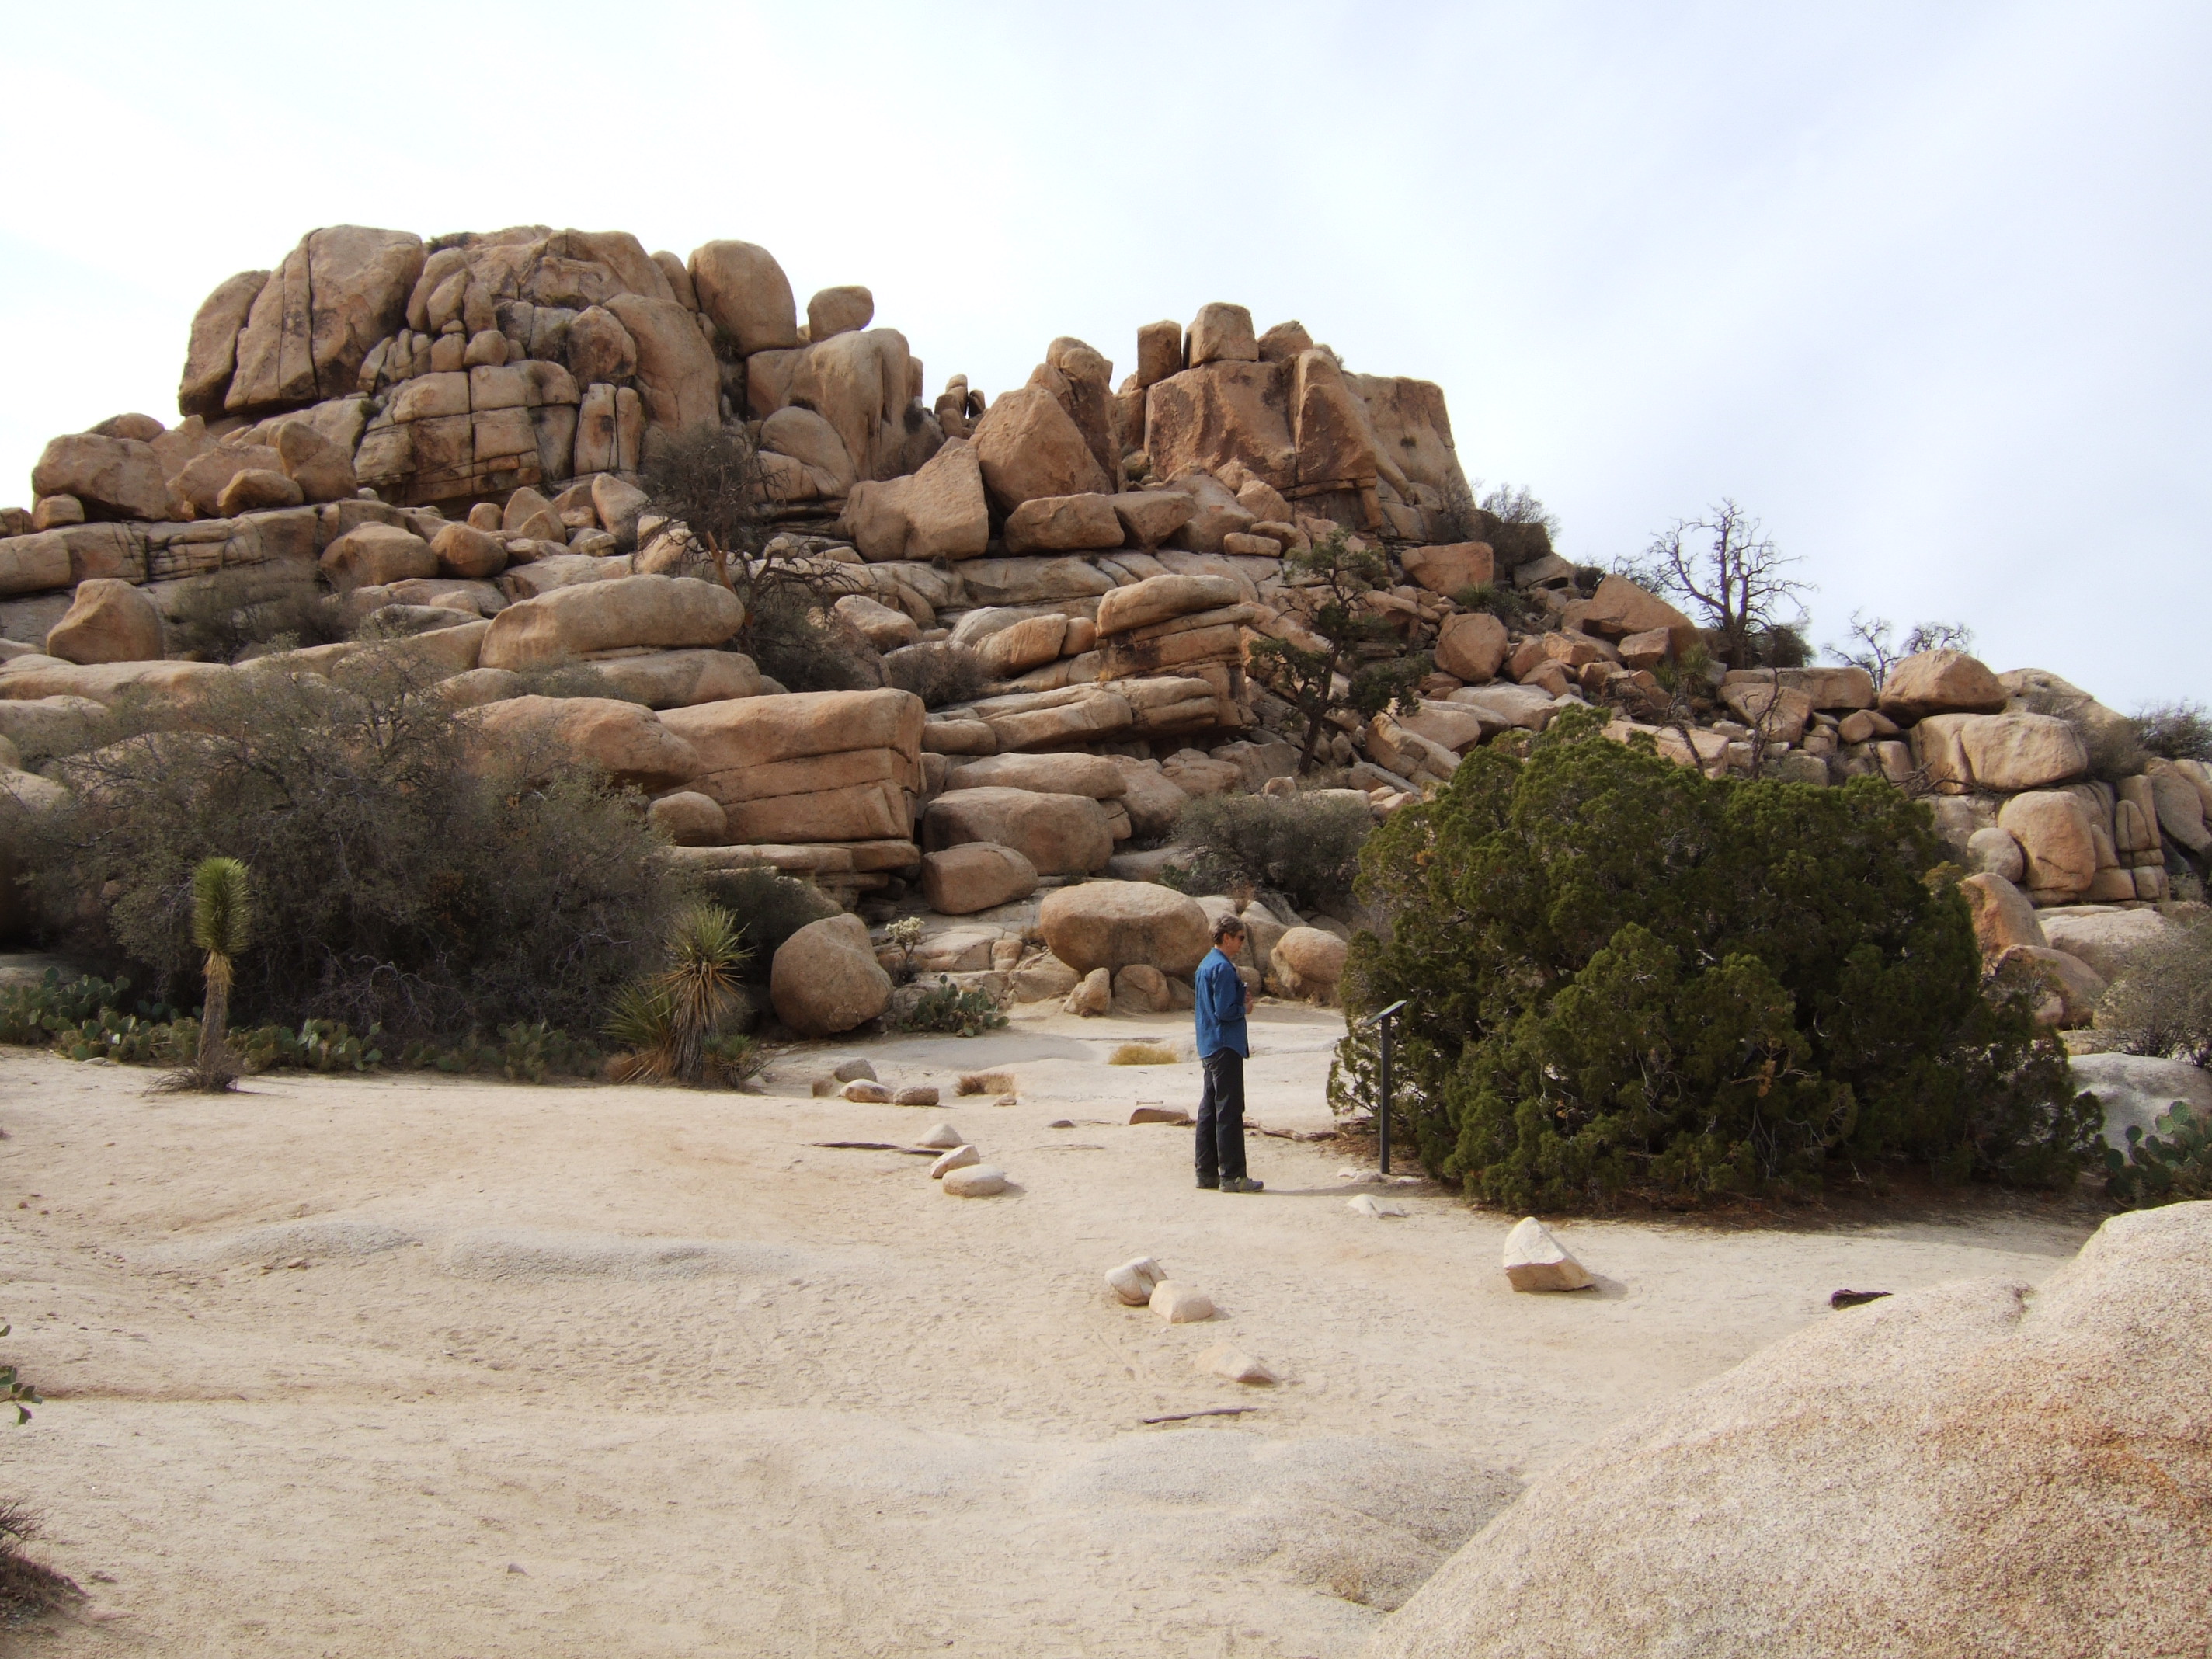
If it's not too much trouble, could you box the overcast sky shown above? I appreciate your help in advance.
[3,1,2203,708]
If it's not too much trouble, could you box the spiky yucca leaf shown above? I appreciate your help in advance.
[190,857,252,980]
[605,981,676,1080]
[655,902,749,1083]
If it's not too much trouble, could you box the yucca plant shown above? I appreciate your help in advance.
[189,857,252,1089]
[656,902,748,1082]
[605,903,750,1084]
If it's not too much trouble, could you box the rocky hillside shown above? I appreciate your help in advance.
[2,223,2203,1038]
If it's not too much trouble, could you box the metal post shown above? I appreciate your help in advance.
[1362,1000,1407,1178]
[1378,1013,1393,1176]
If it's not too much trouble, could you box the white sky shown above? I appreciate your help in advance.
[3,0,2203,708]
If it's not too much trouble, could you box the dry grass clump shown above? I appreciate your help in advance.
[1109,1042,1180,1066]
[0,1502,81,1616]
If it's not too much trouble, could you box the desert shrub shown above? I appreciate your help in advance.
[883,642,987,708]
[164,562,349,663]
[0,1501,79,1616]
[2130,701,2212,763]
[1750,623,1812,669]
[1449,583,1539,631]
[1247,531,1428,771]
[21,658,683,1043]
[0,970,137,1044]
[1338,709,2094,1210]
[1172,793,1372,912]
[2104,1102,2212,1207]
[604,902,750,1084]
[746,584,880,693]
[691,867,844,983]
[891,977,1007,1037]
[1109,1042,1179,1066]
[2092,919,2212,1064]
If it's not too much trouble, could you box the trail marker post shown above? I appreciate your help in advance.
[1362,1000,1408,1175]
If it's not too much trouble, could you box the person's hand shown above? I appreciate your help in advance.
[1243,986,1254,1013]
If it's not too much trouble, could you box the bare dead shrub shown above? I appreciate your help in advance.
[164,562,350,663]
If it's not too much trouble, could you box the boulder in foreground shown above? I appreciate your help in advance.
[770,913,892,1038]
[1368,1202,2212,1658]
[1500,1216,1593,1292]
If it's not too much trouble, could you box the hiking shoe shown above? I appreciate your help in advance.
[1221,1176,1264,1193]
[1195,1177,1219,1190]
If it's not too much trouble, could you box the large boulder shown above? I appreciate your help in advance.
[760,405,857,496]
[319,523,436,588]
[659,687,923,843]
[1003,492,1125,553]
[843,438,989,562]
[178,268,272,416]
[464,695,700,791]
[479,575,743,669]
[1994,944,2107,1027]
[1366,1204,2212,1659]
[1957,871,2047,960]
[1269,927,1348,1002]
[1435,612,1509,683]
[920,842,1040,916]
[2069,1054,2212,1151]
[806,284,873,341]
[1145,363,1296,493]
[1574,575,1698,655]
[2040,907,2178,983]
[1401,542,1495,596]
[228,227,424,412]
[1186,302,1257,366]
[1104,755,1193,838]
[943,752,1127,800]
[770,913,892,1037]
[1111,489,1196,550]
[584,649,762,709]
[969,385,1109,511]
[603,292,720,433]
[1038,881,1210,976]
[43,579,163,666]
[924,787,1112,876]
[31,434,170,522]
[687,241,800,356]
[1095,572,1241,637]
[1997,791,2098,903]
[1879,648,2008,721]
[1913,711,2086,792]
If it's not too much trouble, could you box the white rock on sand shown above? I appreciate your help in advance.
[1105,1256,1166,1305]
[1149,1280,1215,1322]
[916,1122,965,1149]
[1195,1343,1279,1385]
[929,1145,979,1179]
[1501,1216,1594,1292]
[941,1163,1007,1197]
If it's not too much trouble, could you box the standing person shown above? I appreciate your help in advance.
[1193,915,1262,1193]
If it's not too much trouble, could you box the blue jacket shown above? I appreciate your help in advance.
[1194,946,1249,1059]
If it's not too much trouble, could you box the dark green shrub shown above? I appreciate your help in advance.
[1246,531,1428,771]
[1339,709,2094,1209]
[1171,792,1372,912]
[746,585,880,693]
[1449,583,1539,631]
[2130,701,2212,763]
[2105,1103,2212,1206]
[690,867,844,984]
[21,658,683,1043]
[892,976,1007,1037]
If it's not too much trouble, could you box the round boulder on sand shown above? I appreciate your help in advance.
[921,843,1039,915]
[1040,881,1209,978]
[1268,927,1349,1002]
[770,913,893,1038]
[1365,1203,2212,1659]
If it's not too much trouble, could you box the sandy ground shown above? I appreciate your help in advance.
[0,1001,2103,1658]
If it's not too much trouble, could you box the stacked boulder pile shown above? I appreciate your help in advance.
[2,222,2201,1039]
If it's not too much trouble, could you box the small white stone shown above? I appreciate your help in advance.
[941,1163,1007,1197]
[1149,1280,1215,1323]
[1347,1194,1407,1219]
[1501,1216,1594,1292]
[1105,1256,1167,1306]
[1195,1342,1279,1385]
[916,1122,965,1149]
[930,1144,979,1179]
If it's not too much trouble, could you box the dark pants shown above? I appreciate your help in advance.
[1195,1049,1247,1184]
